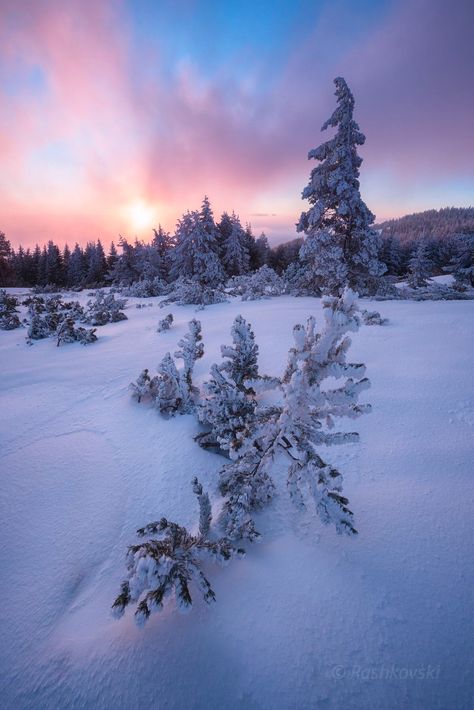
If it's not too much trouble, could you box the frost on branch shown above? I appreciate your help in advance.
[112,478,244,625]
[218,446,275,541]
[174,318,204,412]
[361,309,388,326]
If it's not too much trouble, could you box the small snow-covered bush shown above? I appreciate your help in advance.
[129,369,155,403]
[361,309,388,326]
[85,292,127,325]
[227,265,284,300]
[120,277,170,298]
[130,319,204,416]
[160,279,228,308]
[112,478,244,625]
[56,318,97,346]
[157,313,173,332]
[0,290,21,330]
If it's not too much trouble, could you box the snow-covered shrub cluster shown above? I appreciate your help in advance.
[0,290,21,330]
[23,294,102,345]
[112,478,244,625]
[156,313,173,332]
[119,277,170,298]
[118,290,370,624]
[213,289,369,540]
[227,265,284,300]
[160,280,228,309]
[56,318,97,346]
[84,292,127,325]
[130,319,204,415]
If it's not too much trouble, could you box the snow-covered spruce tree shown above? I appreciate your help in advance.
[85,292,127,325]
[157,313,173,332]
[452,234,474,289]
[222,213,250,277]
[196,316,259,455]
[196,364,257,457]
[112,478,244,625]
[154,353,183,414]
[171,210,225,288]
[407,241,433,288]
[132,319,204,415]
[219,315,259,392]
[174,318,204,412]
[276,288,369,534]
[0,289,21,330]
[297,77,385,295]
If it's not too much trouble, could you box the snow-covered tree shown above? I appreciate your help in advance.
[174,318,204,411]
[222,213,250,277]
[217,289,369,540]
[157,313,173,332]
[196,364,257,457]
[219,315,259,391]
[252,232,271,270]
[171,211,225,287]
[133,320,204,416]
[407,241,433,288]
[275,288,369,534]
[452,234,474,289]
[112,478,244,625]
[297,77,385,294]
[0,290,21,330]
[196,316,258,456]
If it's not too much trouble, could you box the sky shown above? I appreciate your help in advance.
[1,0,473,249]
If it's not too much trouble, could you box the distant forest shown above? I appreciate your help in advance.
[0,205,473,289]
[376,207,474,244]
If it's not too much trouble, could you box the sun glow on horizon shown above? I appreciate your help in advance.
[125,199,158,234]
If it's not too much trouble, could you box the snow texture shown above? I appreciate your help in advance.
[0,289,473,709]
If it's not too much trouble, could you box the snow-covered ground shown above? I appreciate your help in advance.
[1,292,473,709]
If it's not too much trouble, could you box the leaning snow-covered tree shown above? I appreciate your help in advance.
[112,477,244,625]
[217,289,370,540]
[297,77,385,295]
[275,288,369,534]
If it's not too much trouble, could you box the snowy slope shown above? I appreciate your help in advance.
[1,293,473,709]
